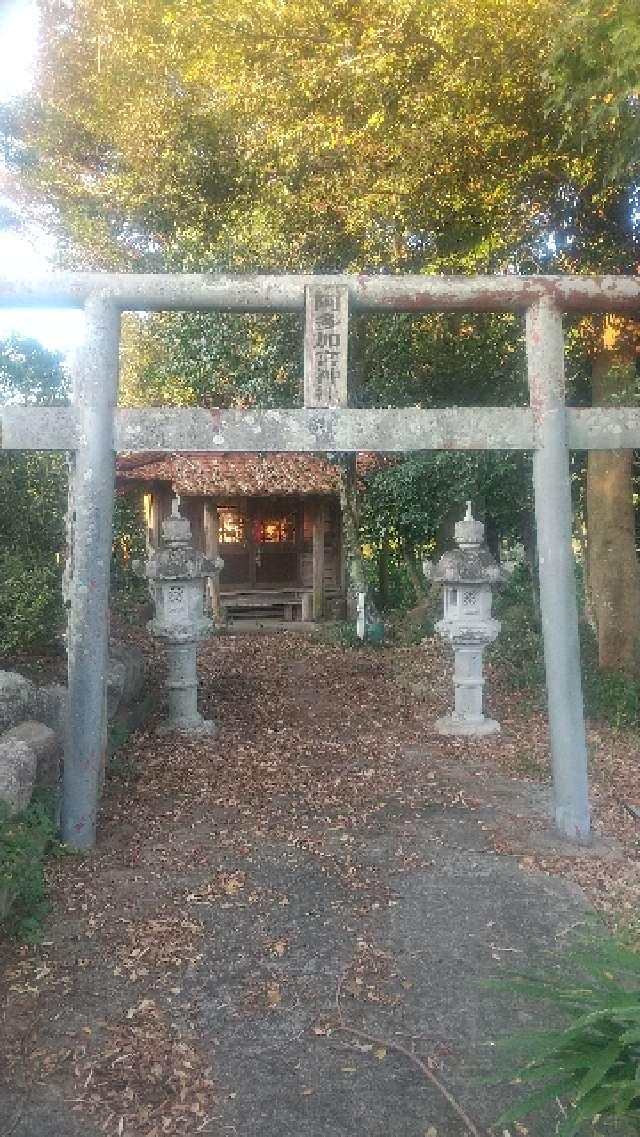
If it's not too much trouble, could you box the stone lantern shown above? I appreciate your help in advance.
[140,498,223,735]
[431,502,503,736]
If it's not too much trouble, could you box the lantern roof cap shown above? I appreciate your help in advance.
[432,546,503,584]
[455,501,485,548]
[140,496,222,581]
[161,496,192,547]
[432,502,503,584]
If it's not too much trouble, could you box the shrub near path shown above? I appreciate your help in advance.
[0,631,638,1137]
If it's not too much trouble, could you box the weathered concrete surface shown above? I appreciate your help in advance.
[33,683,67,737]
[304,283,349,407]
[8,404,640,454]
[107,641,146,720]
[0,674,67,740]
[106,656,128,718]
[0,643,144,742]
[63,294,120,850]
[0,644,145,838]
[434,505,502,737]
[117,406,536,454]
[0,794,589,1137]
[184,813,587,1137]
[142,504,218,734]
[108,641,145,703]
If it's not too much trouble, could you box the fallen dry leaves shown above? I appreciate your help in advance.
[0,627,638,1135]
[72,999,215,1136]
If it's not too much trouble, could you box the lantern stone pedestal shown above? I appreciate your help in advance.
[138,499,223,736]
[156,641,216,737]
[431,503,503,737]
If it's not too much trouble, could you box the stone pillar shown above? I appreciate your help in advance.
[161,640,204,735]
[452,643,485,722]
[526,300,590,841]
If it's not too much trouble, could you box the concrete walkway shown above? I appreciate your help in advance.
[0,634,599,1137]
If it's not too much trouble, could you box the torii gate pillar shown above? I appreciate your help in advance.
[526,300,590,840]
[63,295,120,848]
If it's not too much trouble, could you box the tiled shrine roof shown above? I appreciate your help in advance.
[116,452,382,497]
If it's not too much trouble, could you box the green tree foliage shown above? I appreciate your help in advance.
[7,0,568,273]
[354,310,532,600]
[7,0,636,286]
[120,311,303,408]
[546,0,640,185]
[0,337,67,654]
[0,552,64,655]
[5,0,639,634]
[362,452,531,550]
[110,490,149,615]
[0,335,69,405]
[354,312,528,409]
[0,794,58,942]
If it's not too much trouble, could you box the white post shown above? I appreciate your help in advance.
[356,592,366,640]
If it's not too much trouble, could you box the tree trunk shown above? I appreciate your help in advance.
[377,538,390,610]
[586,316,640,672]
[484,516,500,560]
[402,540,429,603]
[435,504,458,557]
[337,454,378,618]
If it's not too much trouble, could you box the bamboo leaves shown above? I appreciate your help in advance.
[491,933,640,1136]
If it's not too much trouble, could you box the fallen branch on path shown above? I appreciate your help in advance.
[336,1023,485,1137]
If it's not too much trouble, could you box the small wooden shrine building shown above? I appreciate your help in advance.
[116,452,348,622]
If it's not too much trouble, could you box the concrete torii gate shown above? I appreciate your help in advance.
[2,272,640,851]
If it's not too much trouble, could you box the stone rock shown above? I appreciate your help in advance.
[0,671,36,733]
[2,721,62,798]
[107,657,127,718]
[109,641,145,702]
[107,643,147,717]
[0,645,146,754]
[33,684,67,736]
[0,738,37,819]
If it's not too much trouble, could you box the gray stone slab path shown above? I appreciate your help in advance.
[183,809,587,1137]
[1,799,589,1137]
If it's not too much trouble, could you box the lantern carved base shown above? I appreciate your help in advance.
[157,715,217,737]
[433,630,501,738]
[434,713,500,737]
